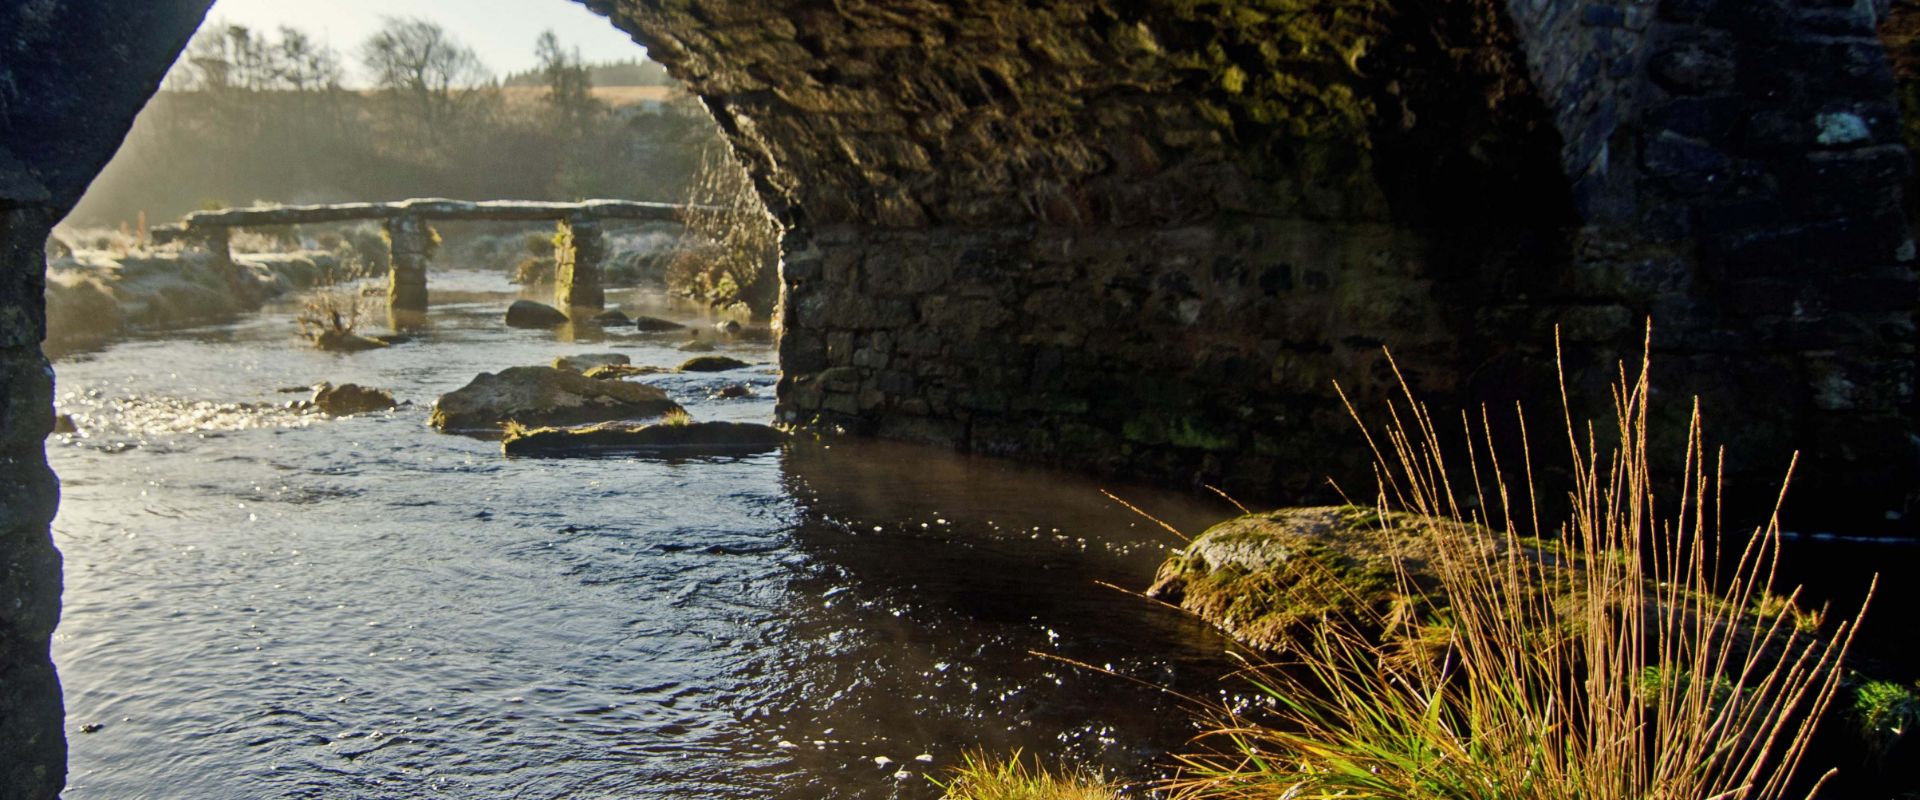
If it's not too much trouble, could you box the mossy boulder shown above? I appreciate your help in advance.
[502,419,785,457]
[429,366,683,432]
[679,355,751,372]
[1147,506,1495,652]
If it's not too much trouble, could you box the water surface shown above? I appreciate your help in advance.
[50,272,1246,798]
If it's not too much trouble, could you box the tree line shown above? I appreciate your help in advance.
[69,17,725,227]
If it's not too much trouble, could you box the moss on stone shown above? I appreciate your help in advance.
[1147,506,1462,652]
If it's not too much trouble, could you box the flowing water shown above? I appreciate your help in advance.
[48,271,1248,798]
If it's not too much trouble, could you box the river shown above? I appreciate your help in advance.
[47,271,1248,798]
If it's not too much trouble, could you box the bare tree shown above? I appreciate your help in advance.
[535,30,602,133]
[275,27,343,92]
[359,17,491,145]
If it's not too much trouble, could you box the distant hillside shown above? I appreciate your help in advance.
[503,58,674,88]
[495,85,685,110]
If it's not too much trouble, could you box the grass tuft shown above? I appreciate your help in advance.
[937,751,1120,800]
[1852,679,1919,753]
[1167,330,1872,800]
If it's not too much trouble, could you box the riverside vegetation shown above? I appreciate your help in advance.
[970,336,1881,800]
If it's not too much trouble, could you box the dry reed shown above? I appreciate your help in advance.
[1168,330,1872,800]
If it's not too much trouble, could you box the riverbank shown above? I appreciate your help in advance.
[44,246,337,357]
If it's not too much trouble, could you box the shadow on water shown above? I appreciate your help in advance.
[47,273,1255,799]
[739,437,1246,796]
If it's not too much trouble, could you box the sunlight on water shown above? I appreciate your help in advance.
[49,273,1244,799]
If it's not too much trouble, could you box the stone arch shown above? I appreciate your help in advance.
[4,1,1918,795]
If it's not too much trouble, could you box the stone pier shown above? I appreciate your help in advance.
[554,216,605,314]
[383,214,430,324]
[151,198,686,326]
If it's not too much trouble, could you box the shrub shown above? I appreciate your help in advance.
[667,142,779,318]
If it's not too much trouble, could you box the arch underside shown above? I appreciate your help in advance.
[2,1,1917,796]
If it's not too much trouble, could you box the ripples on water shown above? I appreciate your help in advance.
[49,273,1246,798]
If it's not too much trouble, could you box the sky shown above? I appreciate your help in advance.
[197,0,650,83]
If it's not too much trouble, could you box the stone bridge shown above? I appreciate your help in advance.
[4,0,1920,794]
[155,197,693,321]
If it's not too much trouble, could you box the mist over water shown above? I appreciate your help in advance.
[50,273,1245,798]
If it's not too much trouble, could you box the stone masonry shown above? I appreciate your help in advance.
[592,0,1920,528]
[3,1,1919,794]
[2,3,216,796]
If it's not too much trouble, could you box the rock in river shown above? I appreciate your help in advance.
[678,355,751,372]
[430,366,683,432]
[632,315,686,332]
[583,363,671,380]
[311,383,397,416]
[505,299,569,328]
[311,330,388,352]
[502,419,785,457]
[589,309,631,326]
[1146,506,1461,652]
[554,352,630,372]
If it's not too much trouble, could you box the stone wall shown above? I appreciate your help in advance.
[1,3,213,796]
[599,0,1582,499]
[599,0,1918,529]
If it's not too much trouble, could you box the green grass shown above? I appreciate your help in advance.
[1852,679,1919,752]
[937,751,1119,800]
[1167,332,1871,800]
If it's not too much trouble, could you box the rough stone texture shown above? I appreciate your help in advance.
[1145,506,1469,652]
[582,0,1918,530]
[2,3,213,796]
[384,213,430,318]
[555,216,607,313]
[310,383,397,416]
[428,366,684,431]
[500,419,785,457]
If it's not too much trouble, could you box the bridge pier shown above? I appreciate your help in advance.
[385,214,430,325]
[554,216,605,314]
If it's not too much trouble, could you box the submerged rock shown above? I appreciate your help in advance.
[677,340,716,353]
[553,352,630,372]
[312,383,397,416]
[53,414,78,434]
[710,384,753,399]
[311,330,389,352]
[502,419,785,457]
[430,366,682,432]
[583,363,671,380]
[632,315,686,332]
[679,355,751,372]
[505,300,569,328]
[589,309,631,326]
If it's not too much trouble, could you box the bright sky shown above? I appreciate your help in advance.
[198,0,650,83]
